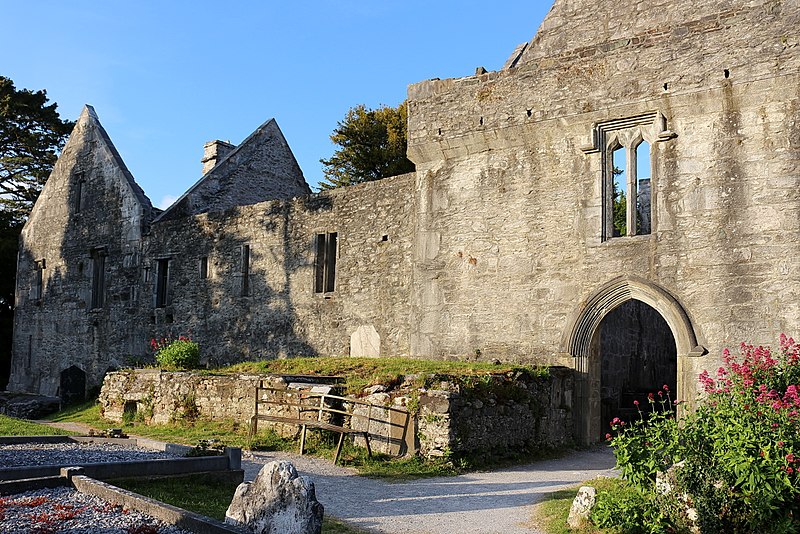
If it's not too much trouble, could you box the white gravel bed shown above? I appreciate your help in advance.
[0,487,191,533]
[0,442,182,468]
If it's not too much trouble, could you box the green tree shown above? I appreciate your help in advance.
[319,101,415,190]
[612,165,627,237]
[1,76,74,222]
[0,76,73,388]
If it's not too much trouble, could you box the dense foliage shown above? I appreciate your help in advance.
[0,76,74,221]
[605,335,800,533]
[153,337,200,370]
[319,101,415,190]
[0,76,73,388]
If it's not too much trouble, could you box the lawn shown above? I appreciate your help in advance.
[530,477,626,534]
[222,356,546,394]
[0,413,72,436]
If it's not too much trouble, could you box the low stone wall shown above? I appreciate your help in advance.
[99,370,270,425]
[99,367,575,459]
[416,367,574,458]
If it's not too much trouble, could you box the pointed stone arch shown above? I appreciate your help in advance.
[563,276,704,443]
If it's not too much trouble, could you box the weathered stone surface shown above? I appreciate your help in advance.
[0,392,61,419]
[99,367,573,459]
[10,0,800,447]
[349,325,380,357]
[567,485,596,528]
[225,460,323,534]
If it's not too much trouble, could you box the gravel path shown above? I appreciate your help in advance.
[242,447,618,534]
[0,487,191,533]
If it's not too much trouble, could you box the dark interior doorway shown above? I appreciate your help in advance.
[599,299,677,436]
[59,365,86,405]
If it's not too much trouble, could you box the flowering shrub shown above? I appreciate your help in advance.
[151,335,200,370]
[607,334,800,533]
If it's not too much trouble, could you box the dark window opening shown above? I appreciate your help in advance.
[74,175,85,213]
[314,232,337,294]
[156,259,169,308]
[91,249,106,309]
[33,260,45,302]
[241,245,250,296]
[200,256,208,279]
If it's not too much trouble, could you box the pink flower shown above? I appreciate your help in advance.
[605,433,612,441]
[633,400,640,407]
[787,453,796,463]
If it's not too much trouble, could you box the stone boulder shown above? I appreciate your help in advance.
[0,393,61,420]
[567,485,596,528]
[225,460,323,534]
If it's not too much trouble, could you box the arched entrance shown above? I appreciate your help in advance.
[599,300,677,434]
[564,276,701,444]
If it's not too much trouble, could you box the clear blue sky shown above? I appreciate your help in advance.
[1,1,551,209]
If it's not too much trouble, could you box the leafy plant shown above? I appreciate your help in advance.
[608,334,800,533]
[154,338,199,370]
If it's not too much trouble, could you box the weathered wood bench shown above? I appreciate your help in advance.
[250,382,394,465]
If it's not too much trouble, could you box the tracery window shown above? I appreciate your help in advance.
[580,112,676,241]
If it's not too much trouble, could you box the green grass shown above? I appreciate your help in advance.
[48,399,109,427]
[110,473,367,533]
[531,476,623,534]
[222,356,546,394]
[0,413,73,436]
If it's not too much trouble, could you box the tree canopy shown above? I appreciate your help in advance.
[0,76,74,223]
[0,76,73,388]
[318,101,415,190]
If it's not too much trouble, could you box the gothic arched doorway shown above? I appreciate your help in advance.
[564,276,701,444]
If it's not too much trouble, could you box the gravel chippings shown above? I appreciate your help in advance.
[0,487,191,533]
[244,446,619,534]
[0,442,182,468]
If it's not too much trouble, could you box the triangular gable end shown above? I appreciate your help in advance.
[156,118,311,222]
[26,105,154,231]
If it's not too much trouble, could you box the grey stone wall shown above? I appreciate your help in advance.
[9,106,153,397]
[98,368,574,459]
[418,368,573,458]
[406,0,800,383]
[11,0,800,444]
[99,370,282,425]
[142,172,415,364]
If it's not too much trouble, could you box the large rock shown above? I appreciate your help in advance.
[0,393,61,420]
[225,461,323,534]
[567,485,596,528]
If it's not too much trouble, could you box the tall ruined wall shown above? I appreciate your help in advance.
[10,106,153,397]
[406,0,800,371]
[141,173,415,363]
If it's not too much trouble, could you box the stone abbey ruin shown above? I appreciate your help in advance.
[9,0,800,443]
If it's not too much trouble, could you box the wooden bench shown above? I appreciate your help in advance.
[250,382,386,465]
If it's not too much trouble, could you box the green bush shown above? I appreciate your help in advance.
[155,339,200,370]
[591,480,667,534]
[607,335,800,533]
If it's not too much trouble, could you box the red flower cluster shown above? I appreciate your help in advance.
[149,333,192,354]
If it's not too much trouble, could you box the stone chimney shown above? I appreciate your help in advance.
[201,140,235,174]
